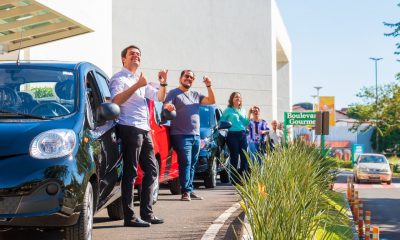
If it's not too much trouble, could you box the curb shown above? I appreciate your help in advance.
[224,211,246,240]
[342,192,359,240]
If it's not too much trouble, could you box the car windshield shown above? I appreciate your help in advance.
[0,66,76,118]
[200,106,211,128]
[359,155,387,164]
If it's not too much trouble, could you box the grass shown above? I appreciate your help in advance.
[315,192,353,240]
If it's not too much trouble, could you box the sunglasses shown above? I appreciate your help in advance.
[184,74,194,80]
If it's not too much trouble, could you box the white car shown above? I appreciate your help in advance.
[353,153,392,184]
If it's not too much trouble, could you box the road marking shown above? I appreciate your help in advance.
[334,183,400,190]
[201,202,241,240]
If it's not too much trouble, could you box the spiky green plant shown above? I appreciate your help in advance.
[233,141,351,240]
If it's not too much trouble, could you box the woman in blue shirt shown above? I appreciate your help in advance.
[220,92,250,183]
[247,106,270,164]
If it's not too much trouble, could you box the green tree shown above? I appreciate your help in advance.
[348,83,400,152]
[384,3,400,79]
[31,87,54,98]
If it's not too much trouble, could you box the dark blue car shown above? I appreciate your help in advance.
[196,105,231,188]
[0,61,123,240]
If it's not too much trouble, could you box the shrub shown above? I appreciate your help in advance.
[31,87,54,98]
[233,141,350,239]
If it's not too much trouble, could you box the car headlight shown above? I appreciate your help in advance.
[359,167,369,173]
[380,168,390,173]
[200,137,210,149]
[30,129,76,159]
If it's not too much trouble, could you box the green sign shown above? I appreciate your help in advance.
[284,112,316,126]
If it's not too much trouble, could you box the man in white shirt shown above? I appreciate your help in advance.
[269,120,284,147]
[110,45,167,227]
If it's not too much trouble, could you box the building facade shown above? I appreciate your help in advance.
[1,0,292,122]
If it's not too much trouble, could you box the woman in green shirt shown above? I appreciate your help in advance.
[220,92,251,183]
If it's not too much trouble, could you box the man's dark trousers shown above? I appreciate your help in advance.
[118,124,158,221]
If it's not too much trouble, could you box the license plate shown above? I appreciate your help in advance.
[369,177,380,180]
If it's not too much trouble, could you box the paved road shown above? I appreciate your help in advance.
[0,182,241,240]
[334,171,400,240]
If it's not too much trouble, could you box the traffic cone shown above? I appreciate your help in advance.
[372,226,379,240]
[365,211,371,240]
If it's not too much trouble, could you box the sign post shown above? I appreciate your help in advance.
[284,112,316,144]
[351,144,364,167]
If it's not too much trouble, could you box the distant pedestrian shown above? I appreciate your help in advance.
[164,70,216,201]
[110,44,166,227]
[269,120,284,148]
[220,92,250,184]
[247,106,269,163]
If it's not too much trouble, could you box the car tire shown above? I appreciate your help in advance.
[354,174,360,184]
[169,177,181,195]
[135,178,159,205]
[220,169,230,184]
[387,180,392,185]
[107,197,124,220]
[204,158,217,188]
[65,182,94,240]
[152,177,160,204]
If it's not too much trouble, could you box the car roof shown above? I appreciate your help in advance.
[0,60,84,70]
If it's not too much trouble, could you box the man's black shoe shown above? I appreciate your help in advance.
[124,218,151,227]
[143,216,164,224]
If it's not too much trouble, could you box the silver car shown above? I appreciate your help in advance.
[353,153,392,184]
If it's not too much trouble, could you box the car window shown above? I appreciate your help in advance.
[94,71,111,102]
[85,71,105,127]
[200,106,211,128]
[359,155,387,164]
[0,67,76,118]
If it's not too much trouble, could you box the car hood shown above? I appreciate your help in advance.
[200,128,212,139]
[0,116,80,156]
[358,163,390,171]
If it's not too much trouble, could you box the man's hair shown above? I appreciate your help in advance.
[228,92,242,108]
[180,70,195,79]
[121,45,141,58]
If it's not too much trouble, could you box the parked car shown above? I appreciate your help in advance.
[134,99,180,200]
[0,61,123,240]
[353,153,392,184]
[196,105,232,188]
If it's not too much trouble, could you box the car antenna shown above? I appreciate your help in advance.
[15,15,33,66]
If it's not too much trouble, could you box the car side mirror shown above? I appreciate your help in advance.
[96,103,120,124]
[218,120,232,130]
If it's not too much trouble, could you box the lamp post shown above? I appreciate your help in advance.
[369,57,382,152]
[313,86,323,149]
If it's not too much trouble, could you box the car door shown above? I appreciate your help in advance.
[85,69,122,208]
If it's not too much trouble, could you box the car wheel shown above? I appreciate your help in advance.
[107,197,124,220]
[152,177,160,204]
[354,174,359,184]
[219,169,230,184]
[65,182,94,240]
[387,180,392,185]
[204,158,217,188]
[169,177,181,195]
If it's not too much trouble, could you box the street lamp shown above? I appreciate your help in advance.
[313,86,322,110]
[369,57,382,152]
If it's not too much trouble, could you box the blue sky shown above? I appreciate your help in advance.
[277,0,399,109]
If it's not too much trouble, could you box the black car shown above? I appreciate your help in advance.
[0,61,123,240]
[196,105,231,188]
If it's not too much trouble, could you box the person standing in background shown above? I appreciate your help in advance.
[220,92,250,184]
[269,120,284,148]
[163,70,215,201]
[247,106,269,163]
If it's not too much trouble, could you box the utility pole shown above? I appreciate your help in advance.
[369,57,382,152]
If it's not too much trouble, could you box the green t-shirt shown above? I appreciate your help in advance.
[220,107,249,131]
